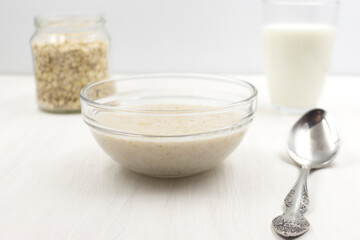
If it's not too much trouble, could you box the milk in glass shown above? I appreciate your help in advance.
[263,24,335,109]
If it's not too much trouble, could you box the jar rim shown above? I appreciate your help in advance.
[34,13,105,29]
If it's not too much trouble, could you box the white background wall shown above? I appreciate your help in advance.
[0,0,358,74]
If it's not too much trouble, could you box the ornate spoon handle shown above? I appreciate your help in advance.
[272,166,311,237]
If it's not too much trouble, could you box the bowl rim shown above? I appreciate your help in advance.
[80,73,258,114]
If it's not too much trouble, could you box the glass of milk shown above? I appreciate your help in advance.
[262,0,339,113]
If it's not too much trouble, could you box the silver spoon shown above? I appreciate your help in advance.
[272,109,340,237]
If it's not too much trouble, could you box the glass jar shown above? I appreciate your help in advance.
[30,14,110,113]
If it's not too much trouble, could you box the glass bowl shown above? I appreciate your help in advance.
[80,74,257,177]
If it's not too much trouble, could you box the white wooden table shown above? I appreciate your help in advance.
[1,75,359,239]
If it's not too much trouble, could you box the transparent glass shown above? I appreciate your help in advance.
[80,74,257,178]
[30,13,110,113]
[262,0,339,113]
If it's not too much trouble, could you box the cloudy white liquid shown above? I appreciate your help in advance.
[92,104,248,177]
[263,24,335,109]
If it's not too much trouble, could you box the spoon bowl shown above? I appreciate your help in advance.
[288,109,340,168]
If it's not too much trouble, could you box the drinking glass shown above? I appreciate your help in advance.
[262,0,339,113]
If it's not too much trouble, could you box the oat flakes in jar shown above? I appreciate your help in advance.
[30,14,110,113]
